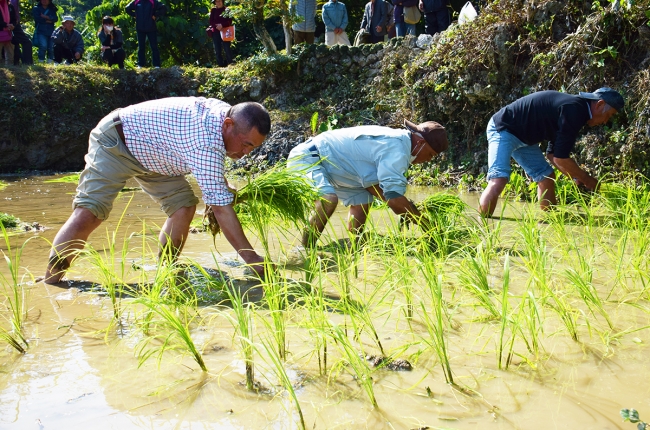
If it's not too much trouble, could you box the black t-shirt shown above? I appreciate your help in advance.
[492,91,591,159]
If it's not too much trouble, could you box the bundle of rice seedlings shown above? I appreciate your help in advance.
[0,213,19,228]
[416,193,467,229]
[203,165,320,240]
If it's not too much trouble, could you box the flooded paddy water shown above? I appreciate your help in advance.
[0,173,649,429]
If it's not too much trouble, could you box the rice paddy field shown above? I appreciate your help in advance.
[1,171,649,429]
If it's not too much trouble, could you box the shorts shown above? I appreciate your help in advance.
[287,142,374,207]
[486,118,554,183]
[73,112,199,220]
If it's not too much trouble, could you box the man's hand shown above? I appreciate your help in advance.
[375,25,382,33]
[554,157,599,192]
[216,24,223,30]
[74,52,81,60]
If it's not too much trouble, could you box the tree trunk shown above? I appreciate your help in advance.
[280,0,292,55]
[253,0,277,54]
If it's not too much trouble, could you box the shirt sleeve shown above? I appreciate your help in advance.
[375,140,409,198]
[187,146,234,206]
[551,104,584,158]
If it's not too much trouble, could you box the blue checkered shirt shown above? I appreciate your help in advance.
[119,97,234,206]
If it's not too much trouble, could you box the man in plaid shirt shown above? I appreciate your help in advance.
[44,97,271,284]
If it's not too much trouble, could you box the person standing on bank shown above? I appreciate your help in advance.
[125,0,165,68]
[51,15,84,64]
[479,88,625,217]
[44,98,271,284]
[290,0,316,44]
[209,0,232,67]
[322,0,350,46]
[0,0,15,65]
[419,0,449,36]
[10,0,33,65]
[287,120,448,247]
[98,16,125,69]
[361,0,389,44]
[32,0,57,63]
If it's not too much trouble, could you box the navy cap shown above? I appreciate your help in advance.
[578,87,625,111]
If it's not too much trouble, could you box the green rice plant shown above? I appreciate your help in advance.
[134,297,208,372]
[327,323,378,408]
[43,173,81,183]
[81,199,137,323]
[520,289,544,359]
[515,209,552,300]
[259,262,290,360]
[0,180,7,190]
[0,224,30,352]
[0,213,19,228]
[417,258,454,384]
[600,177,650,231]
[546,288,581,342]
[502,171,536,202]
[256,322,306,430]
[222,280,256,390]
[302,267,330,375]
[496,254,519,370]
[564,250,614,330]
[456,243,500,320]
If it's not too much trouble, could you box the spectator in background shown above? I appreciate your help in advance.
[361,0,389,44]
[126,0,166,68]
[209,0,232,67]
[419,0,450,36]
[0,0,15,65]
[10,0,33,65]
[393,0,418,37]
[384,0,395,39]
[32,0,57,63]
[51,15,83,64]
[322,0,350,46]
[290,0,316,44]
[98,16,125,69]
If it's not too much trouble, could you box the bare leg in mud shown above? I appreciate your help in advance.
[44,206,196,284]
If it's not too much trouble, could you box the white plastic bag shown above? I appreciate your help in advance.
[458,2,478,25]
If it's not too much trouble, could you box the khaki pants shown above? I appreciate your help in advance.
[73,112,199,220]
[293,30,315,44]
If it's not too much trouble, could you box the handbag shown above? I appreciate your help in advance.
[403,5,422,24]
[404,6,422,24]
[220,25,235,42]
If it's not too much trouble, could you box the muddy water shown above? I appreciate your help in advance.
[0,174,648,430]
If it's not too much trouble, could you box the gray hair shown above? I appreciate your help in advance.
[228,102,271,136]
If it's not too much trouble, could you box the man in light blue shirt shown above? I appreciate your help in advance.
[322,0,350,46]
[290,0,316,44]
[288,120,448,247]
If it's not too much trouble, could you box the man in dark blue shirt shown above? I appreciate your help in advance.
[479,88,624,217]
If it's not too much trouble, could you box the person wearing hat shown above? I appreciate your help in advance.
[479,88,625,217]
[51,15,84,64]
[287,120,448,247]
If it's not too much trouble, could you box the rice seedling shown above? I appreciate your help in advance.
[515,209,552,299]
[259,262,290,361]
[0,224,30,352]
[256,321,306,430]
[0,180,7,190]
[327,323,378,408]
[456,242,500,320]
[417,257,454,384]
[134,296,208,372]
[81,200,137,323]
[564,250,614,330]
[497,254,514,370]
[416,193,474,257]
[222,279,256,390]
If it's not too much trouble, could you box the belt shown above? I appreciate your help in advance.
[113,114,126,143]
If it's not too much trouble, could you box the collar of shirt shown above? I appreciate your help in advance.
[585,100,592,119]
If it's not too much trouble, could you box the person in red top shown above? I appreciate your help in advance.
[209,0,232,67]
